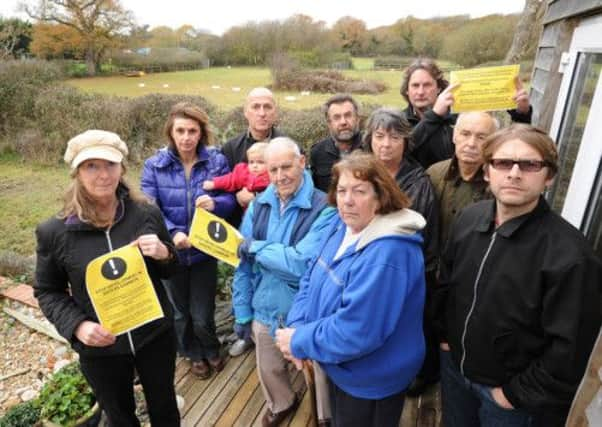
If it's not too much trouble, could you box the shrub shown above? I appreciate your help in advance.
[0,60,63,135]
[0,250,35,284]
[38,362,96,426]
[0,400,40,427]
[278,107,328,151]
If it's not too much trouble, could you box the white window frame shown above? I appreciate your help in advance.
[548,14,602,229]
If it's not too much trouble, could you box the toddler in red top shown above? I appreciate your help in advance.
[203,142,269,194]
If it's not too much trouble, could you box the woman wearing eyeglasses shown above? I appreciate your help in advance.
[435,124,602,427]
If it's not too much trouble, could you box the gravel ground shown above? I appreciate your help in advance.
[0,277,235,421]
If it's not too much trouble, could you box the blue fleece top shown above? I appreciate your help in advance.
[232,170,336,332]
[287,214,426,399]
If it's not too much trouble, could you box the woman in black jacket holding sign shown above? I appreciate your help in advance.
[34,130,180,427]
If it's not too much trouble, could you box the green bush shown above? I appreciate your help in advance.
[0,400,40,427]
[0,60,63,135]
[38,362,95,426]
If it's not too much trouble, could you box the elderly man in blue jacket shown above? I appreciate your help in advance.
[233,137,336,427]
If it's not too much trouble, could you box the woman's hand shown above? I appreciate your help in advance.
[133,234,171,260]
[491,387,514,409]
[202,180,215,191]
[75,320,116,347]
[432,83,460,117]
[173,232,191,249]
[195,195,215,212]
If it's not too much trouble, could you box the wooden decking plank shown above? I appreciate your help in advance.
[288,386,314,427]
[401,396,419,427]
[181,372,219,417]
[214,366,260,427]
[232,381,266,427]
[416,385,441,427]
[186,355,245,425]
[175,357,190,384]
[197,351,257,426]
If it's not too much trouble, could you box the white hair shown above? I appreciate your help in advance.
[246,87,275,103]
[264,137,301,160]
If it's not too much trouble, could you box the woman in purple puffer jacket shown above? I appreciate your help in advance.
[141,102,235,378]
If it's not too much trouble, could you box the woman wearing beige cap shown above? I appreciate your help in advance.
[34,130,181,426]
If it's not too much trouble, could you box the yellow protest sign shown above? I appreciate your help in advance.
[450,64,520,113]
[85,244,164,335]
[189,208,243,267]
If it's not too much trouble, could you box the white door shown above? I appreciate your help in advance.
[548,14,602,258]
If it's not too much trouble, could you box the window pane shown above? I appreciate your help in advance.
[548,52,602,212]
[582,162,602,260]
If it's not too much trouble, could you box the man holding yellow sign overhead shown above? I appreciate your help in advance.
[400,57,532,169]
[34,130,180,426]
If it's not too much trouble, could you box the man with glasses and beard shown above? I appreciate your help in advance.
[310,94,363,192]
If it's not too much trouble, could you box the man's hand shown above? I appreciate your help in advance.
[513,76,530,114]
[491,387,514,409]
[173,232,191,250]
[432,83,460,116]
[195,195,215,212]
[236,188,255,208]
[75,321,116,347]
[440,342,451,351]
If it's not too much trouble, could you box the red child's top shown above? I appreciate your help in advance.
[212,162,270,193]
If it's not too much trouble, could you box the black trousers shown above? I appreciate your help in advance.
[329,380,405,427]
[163,259,220,361]
[79,329,180,427]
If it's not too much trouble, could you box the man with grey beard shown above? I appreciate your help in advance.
[310,94,363,192]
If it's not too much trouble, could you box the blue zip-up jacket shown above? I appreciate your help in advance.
[141,145,235,265]
[288,210,427,399]
[232,170,336,332]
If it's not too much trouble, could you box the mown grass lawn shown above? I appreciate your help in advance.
[67,64,409,110]
[0,155,142,257]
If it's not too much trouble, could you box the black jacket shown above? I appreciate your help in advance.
[221,127,285,169]
[437,197,601,424]
[34,192,177,359]
[404,106,533,169]
[309,133,363,192]
[395,156,439,282]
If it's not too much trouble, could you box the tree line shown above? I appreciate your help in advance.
[1,1,543,75]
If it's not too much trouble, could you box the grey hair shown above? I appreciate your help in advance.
[456,112,500,133]
[362,108,413,152]
[321,93,359,119]
[246,87,275,104]
[265,137,301,159]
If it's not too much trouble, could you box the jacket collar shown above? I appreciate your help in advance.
[445,155,486,184]
[323,133,363,156]
[256,170,315,211]
[475,196,550,237]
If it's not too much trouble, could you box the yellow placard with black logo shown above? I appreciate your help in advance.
[450,64,520,113]
[189,208,243,267]
[85,244,164,335]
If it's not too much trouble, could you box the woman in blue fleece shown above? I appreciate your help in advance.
[276,152,426,427]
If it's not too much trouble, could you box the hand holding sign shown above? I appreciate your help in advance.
[433,83,461,116]
[75,320,116,347]
[133,233,171,260]
[195,194,215,212]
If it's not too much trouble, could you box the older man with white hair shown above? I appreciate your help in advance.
[232,137,335,427]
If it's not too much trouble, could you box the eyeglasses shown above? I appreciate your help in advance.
[489,158,550,172]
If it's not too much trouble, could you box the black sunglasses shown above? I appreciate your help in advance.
[489,158,550,172]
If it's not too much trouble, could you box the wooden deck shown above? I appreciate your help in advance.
[175,351,442,427]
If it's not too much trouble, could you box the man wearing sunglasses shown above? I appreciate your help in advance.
[435,124,601,427]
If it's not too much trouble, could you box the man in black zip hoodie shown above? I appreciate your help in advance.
[436,124,601,427]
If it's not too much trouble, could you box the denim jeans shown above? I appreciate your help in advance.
[440,350,534,427]
[163,259,220,361]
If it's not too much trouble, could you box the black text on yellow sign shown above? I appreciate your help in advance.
[450,64,520,113]
[85,244,164,336]
[189,208,243,267]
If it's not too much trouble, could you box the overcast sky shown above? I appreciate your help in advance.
[1,0,526,35]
